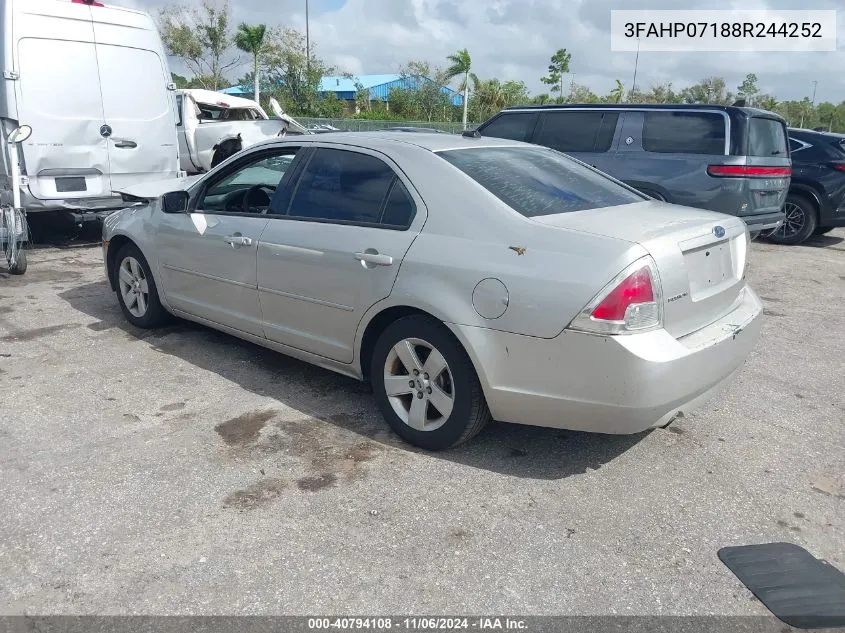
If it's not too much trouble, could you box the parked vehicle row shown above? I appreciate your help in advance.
[474,103,791,236]
[103,132,763,450]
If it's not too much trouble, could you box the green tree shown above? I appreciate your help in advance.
[541,48,571,100]
[737,73,759,101]
[444,48,475,130]
[398,61,451,122]
[158,0,238,90]
[234,23,267,104]
[608,79,624,103]
[264,27,332,115]
[679,77,734,105]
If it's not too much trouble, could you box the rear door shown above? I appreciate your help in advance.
[13,1,111,200]
[92,6,179,192]
[529,110,620,174]
[257,146,424,363]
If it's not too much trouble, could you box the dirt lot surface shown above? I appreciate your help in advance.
[1,233,843,615]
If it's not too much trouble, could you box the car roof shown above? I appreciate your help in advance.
[501,103,785,120]
[252,131,528,153]
[788,127,845,141]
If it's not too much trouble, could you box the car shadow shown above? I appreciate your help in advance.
[59,281,648,481]
[802,234,844,248]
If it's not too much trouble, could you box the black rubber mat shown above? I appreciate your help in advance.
[719,542,845,629]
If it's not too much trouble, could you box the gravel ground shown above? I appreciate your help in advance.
[0,232,843,616]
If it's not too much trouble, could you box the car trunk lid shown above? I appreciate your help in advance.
[531,201,749,338]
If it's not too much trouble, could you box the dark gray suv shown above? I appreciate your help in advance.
[476,104,791,233]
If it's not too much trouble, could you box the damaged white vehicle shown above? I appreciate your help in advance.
[175,89,309,174]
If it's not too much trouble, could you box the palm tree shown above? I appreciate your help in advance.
[609,79,624,104]
[444,48,474,130]
[234,23,267,105]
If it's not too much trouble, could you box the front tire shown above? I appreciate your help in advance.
[8,248,27,275]
[766,193,817,245]
[113,243,166,329]
[370,315,491,450]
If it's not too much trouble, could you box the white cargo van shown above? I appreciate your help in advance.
[0,0,179,217]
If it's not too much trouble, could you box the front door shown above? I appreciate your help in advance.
[257,146,424,363]
[156,148,301,336]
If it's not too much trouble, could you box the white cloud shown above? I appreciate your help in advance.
[120,0,845,103]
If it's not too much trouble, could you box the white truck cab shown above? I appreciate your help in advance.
[0,0,179,217]
[176,89,309,174]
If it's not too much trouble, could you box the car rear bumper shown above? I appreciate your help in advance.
[739,210,785,232]
[451,285,763,434]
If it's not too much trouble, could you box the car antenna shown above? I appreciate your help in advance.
[462,129,481,138]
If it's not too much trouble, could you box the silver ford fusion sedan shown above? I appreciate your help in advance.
[102,132,763,451]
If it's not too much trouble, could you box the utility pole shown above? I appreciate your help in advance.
[305,0,311,75]
[630,38,640,103]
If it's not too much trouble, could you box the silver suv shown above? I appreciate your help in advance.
[476,104,790,234]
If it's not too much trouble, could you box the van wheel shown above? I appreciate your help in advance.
[766,193,817,245]
[370,315,491,451]
[7,248,27,275]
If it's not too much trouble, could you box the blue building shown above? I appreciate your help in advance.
[223,73,463,110]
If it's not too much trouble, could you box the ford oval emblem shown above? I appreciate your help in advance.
[713,225,726,238]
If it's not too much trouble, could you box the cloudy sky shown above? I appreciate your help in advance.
[123,0,845,103]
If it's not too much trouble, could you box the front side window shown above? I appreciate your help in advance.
[439,146,644,217]
[288,148,398,224]
[198,150,298,214]
[642,111,726,155]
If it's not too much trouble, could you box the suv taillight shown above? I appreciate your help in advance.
[567,256,663,335]
[827,162,845,172]
[707,165,792,178]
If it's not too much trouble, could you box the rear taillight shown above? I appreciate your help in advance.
[72,0,105,6]
[828,162,845,172]
[568,256,663,335]
[707,165,791,178]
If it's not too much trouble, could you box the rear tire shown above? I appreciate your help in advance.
[113,243,167,329]
[8,248,27,275]
[370,315,491,450]
[766,193,817,245]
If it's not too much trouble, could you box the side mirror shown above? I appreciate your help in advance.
[162,190,189,213]
[7,125,32,144]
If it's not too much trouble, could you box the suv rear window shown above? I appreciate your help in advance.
[642,111,726,155]
[533,111,619,153]
[438,146,644,217]
[749,118,788,157]
[479,113,538,142]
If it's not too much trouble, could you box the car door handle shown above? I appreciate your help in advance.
[224,233,252,248]
[113,140,138,149]
[354,251,393,267]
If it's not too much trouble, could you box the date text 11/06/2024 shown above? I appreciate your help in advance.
[307,617,528,630]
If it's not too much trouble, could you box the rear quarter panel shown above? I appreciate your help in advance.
[367,146,646,339]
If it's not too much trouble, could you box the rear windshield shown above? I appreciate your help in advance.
[438,146,644,217]
[749,117,788,157]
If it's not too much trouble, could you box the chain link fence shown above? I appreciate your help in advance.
[295,117,475,134]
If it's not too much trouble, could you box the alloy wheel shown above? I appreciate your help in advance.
[383,338,455,432]
[118,256,149,318]
[773,202,805,239]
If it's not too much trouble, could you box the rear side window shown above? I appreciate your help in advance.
[534,112,619,153]
[380,180,415,227]
[642,111,726,155]
[749,118,788,157]
[788,138,806,153]
[289,148,396,224]
[479,113,538,142]
[439,146,644,217]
